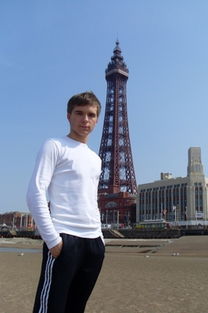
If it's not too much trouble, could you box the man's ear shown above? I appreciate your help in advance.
[67,113,71,122]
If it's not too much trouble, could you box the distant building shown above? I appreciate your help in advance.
[0,211,35,230]
[137,147,208,225]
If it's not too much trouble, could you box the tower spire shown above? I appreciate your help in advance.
[106,41,128,78]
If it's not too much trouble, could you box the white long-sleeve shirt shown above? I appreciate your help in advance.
[26,136,103,249]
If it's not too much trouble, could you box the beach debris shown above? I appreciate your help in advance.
[18,252,24,256]
[172,252,180,256]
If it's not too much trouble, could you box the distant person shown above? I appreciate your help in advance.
[27,91,105,313]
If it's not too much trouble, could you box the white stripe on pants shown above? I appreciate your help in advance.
[38,252,55,313]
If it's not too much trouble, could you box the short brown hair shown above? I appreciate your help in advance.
[67,91,101,117]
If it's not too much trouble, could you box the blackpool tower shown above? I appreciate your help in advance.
[98,41,137,226]
[99,41,137,195]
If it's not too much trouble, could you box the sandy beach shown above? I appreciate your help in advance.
[0,235,208,313]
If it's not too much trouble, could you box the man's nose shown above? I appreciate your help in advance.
[82,114,89,122]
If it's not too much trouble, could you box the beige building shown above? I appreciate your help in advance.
[137,147,208,225]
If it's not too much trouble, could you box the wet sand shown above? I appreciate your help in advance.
[0,236,208,313]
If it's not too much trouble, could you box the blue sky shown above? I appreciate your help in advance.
[1,0,208,212]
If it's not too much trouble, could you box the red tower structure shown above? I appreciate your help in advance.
[98,41,137,227]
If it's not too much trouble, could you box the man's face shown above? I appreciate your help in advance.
[67,104,98,143]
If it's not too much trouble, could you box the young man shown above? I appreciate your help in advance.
[27,91,105,313]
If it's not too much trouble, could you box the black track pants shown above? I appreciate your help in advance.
[33,234,105,313]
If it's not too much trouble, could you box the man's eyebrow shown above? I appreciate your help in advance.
[74,109,84,113]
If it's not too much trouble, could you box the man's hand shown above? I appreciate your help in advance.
[49,240,63,258]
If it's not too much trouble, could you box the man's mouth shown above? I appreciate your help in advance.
[80,126,89,130]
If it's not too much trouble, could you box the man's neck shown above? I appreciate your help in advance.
[67,133,88,144]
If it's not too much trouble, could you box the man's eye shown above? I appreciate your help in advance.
[89,113,96,118]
